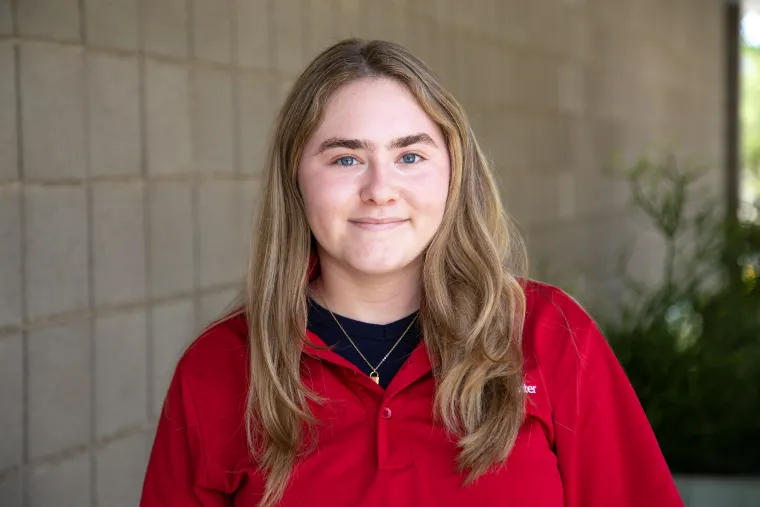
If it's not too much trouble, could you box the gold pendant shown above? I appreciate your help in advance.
[370,371,380,384]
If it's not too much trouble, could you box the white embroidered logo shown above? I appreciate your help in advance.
[523,384,537,394]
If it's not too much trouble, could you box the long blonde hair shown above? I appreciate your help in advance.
[244,38,528,506]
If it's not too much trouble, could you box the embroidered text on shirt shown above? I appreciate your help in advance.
[523,384,537,394]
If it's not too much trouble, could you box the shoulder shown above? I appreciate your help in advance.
[523,280,596,331]
[521,279,604,370]
[523,279,597,329]
[156,310,252,493]
[171,309,250,435]
[177,309,249,388]
[520,280,622,423]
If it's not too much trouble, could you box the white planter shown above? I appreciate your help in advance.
[674,475,760,507]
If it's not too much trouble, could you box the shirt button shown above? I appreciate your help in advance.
[382,407,392,419]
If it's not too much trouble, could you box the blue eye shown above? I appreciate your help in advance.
[400,153,421,164]
[336,156,358,166]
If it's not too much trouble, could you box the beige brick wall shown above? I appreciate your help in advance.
[0,1,725,505]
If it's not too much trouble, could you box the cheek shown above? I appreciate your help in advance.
[300,165,331,209]
[304,193,339,232]
[416,169,450,220]
[300,173,351,230]
[299,169,327,233]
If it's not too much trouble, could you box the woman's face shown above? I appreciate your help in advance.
[298,77,451,277]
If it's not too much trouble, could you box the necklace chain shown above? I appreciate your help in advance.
[314,284,419,385]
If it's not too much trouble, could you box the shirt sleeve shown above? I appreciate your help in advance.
[545,300,684,507]
[140,362,230,507]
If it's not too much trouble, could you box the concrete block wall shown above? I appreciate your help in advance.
[0,0,725,505]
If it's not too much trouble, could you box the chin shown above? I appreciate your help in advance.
[347,255,415,277]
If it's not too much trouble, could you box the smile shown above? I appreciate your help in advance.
[349,219,409,231]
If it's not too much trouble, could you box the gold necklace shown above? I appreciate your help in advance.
[314,285,419,385]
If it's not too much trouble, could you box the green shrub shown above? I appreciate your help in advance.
[596,154,760,475]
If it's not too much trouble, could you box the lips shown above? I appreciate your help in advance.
[349,218,408,231]
[351,217,405,224]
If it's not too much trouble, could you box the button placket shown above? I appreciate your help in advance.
[376,395,412,469]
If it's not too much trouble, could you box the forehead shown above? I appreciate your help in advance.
[313,77,442,141]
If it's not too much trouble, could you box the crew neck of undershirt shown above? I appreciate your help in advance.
[307,297,419,341]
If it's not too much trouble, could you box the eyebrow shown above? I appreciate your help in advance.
[314,133,438,155]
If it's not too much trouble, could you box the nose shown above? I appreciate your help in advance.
[359,158,398,205]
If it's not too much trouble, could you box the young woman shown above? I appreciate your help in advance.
[140,39,683,507]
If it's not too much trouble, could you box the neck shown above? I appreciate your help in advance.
[311,255,422,325]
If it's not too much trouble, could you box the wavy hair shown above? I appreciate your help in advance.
[243,38,528,506]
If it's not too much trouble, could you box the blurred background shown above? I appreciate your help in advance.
[0,0,758,506]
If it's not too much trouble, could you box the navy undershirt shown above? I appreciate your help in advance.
[307,297,421,389]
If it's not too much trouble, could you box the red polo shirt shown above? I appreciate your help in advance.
[140,281,683,506]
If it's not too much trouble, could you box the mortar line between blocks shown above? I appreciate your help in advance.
[135,0,156,430]
[9,0,18,37]
[186,0,202,332]
[13,33,31,507]
[186,0,194,60]
[78,0,87,44]
[80,16,99,504]
[230,0,241,177]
